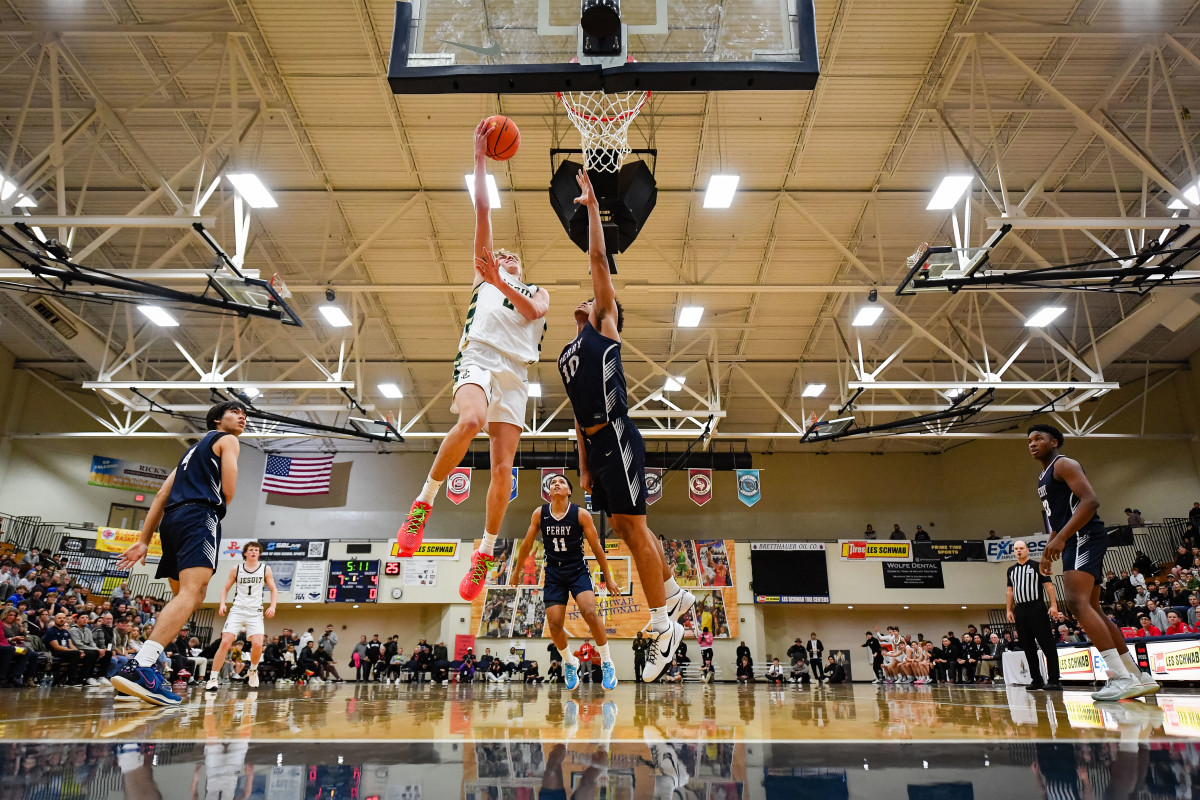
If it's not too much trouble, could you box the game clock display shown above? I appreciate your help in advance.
[326,560,380,603]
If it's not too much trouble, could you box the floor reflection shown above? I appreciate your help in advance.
[2,736,1197,799]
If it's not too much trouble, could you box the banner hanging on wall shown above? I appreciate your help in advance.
[644,468,663,505]
[985,534,1051,563]
[735,469,761,507]
[94,526,162,559]
[509,467,519,501]
[913,540,987,562]
[291,561,326,603]
[882,560,945,589]
[88,456,169,493]
[447,467,472,505]
[540,468,564,502]
[219,539,328,561]
[839,540,912,562]
[688,469,712,506]
[468,536,738,639]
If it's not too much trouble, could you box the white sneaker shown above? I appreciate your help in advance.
[1133,671,1161,696]
[665,589,696,624]
[1091,673,1144,702]
[642,622,685,683]
[309,678,323,686]
[99,677,112,687]
[86,678,100,687]
[248,670,259,689]
[871,678,882,684]
[206,677,219,692]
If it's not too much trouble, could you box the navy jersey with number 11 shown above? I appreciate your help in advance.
[541,503,585,568]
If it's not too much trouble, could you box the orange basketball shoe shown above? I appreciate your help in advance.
[397,500,432,556]
[458,549,494,601]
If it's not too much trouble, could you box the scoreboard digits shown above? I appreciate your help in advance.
[326,560,380,603]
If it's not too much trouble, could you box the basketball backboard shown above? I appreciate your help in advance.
[387,0,820,94]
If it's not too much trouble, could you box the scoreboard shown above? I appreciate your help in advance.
[326,560,379,603]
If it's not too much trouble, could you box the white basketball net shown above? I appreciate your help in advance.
[557,90,652,172]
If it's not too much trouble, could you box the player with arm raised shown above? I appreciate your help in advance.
[112,400,246,706]
[1029,423,1158,701]
[397,119,550,605]
[511,473,621,690]
[206,541,278,691]
[557,169,694,683]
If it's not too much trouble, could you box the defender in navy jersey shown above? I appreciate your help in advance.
[557,169,693,684]
[1028,423,1158,701]
[511,474,620,690]
[113,400,246,706]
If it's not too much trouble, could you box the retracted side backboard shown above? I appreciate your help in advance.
[388,0,820,94]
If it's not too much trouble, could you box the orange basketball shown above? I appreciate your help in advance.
[484,115,520,161]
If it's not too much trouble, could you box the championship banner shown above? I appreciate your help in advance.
[540,468,564,502]
[94,526,162,559]
[839,540,912,562]
[88,455,169,493]
[509,467,519,501]
[735,469,761,507]
[986,533,1051,563]
[914,540,987,562]
[644,467,663,505]
[688,469,712,506]
[447,467,472,505]
[468,536,739,639]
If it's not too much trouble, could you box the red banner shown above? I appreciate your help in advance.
[540,467,565,502]
[446,467,472,505]
[688,468,712,506]
[644,467,663,505]
[454,633,476,661]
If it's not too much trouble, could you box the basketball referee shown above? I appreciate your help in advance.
[1005,540,1062,690]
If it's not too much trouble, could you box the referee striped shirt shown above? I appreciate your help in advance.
[1007,560,1051,605]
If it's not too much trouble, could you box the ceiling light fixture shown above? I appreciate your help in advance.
[926,175,973,210]
[703,175,740,209]
[0,175,36,208]
[319,305,352,328]
[465,173,502,207]
[664,376,686,392]
[801,383,825,397]
[242,387,262,399]
[528,383,543,398]
[1168,183,1200,210]
[852,306,883,327]
[378,383,403,399]
[137,306,179,327]
[1025,306,1066,328]
[677,306,704,328]
[225,173,278,209]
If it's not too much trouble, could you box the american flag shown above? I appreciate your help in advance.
[261,454,334,495]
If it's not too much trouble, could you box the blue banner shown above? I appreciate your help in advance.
[510,467,519,501]
[736,469,761,507]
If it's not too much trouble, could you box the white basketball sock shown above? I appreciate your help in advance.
[1121,651,1142,676]
[596,643,611,663]
[135,640,164,668]
[417,476,442,505]
[664,577,681,597]
[1101,648,1130,678]
[650,607,669,631]
[560,646,578,667]
[480,531,498,556]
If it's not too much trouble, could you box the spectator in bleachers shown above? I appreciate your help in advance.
[1173,546,1194,580]
[1184,570,1199,592]
[956,635,978,683]
[351,635,370,681]
[663,659,683,683]
[67,612,104,686]
[914,525,931,542]
[546,658,562,684]
[1131,557,1153,582]
[0,614,34,687]
[863,524,876,540]
[524,661,543,684]
[18,548,43,570]
[1056,625,1080,644]
[701,657,715,683]
[1189,595,1200,627]
[765,658,785,685]
[735,641,752,671]
[979,633,1004,683]
[987,530,1000,540]
[1134,586,1150,607]
[1185,521,1199,548]
[297,641,323,683]
[1146,599,1169,632]
[736,656,755,683]
[44,612,88,685]
[1125,508,1145,527]
[1135,614,1162,637]
[932,637,955,683]
[486,657,506,683]
[1101,570,1119,603]
[1165,611,1195,635]
[890,524,906,540]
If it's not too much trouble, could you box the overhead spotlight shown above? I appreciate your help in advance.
[241,387,262,399]
[325,288,336,302]
[867,287,878,303]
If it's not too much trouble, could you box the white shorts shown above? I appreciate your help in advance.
[451,341,529,429]
[222,606,265,638]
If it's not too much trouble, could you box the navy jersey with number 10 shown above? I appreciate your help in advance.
[558,320,628,427]
[541,503,585,568]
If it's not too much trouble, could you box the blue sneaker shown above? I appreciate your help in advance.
[602,700,618,730]
[110,662,182,707]
[564,661,579,691]
[601,661,618,690]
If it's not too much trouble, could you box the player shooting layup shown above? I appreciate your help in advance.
[557,169,694,683]
[397,120,549,603]
[114,400,246,706]
[511,473,620,690]
[1029,423,1159,701]
[206,541,278,690]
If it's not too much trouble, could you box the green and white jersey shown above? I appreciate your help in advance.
[458,272,547,365]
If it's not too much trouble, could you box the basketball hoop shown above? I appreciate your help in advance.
[557,89,651,172]
[269,272,292,300]
[905,242,931,272]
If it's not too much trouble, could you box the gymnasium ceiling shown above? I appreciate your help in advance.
[2,0,1200,454]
